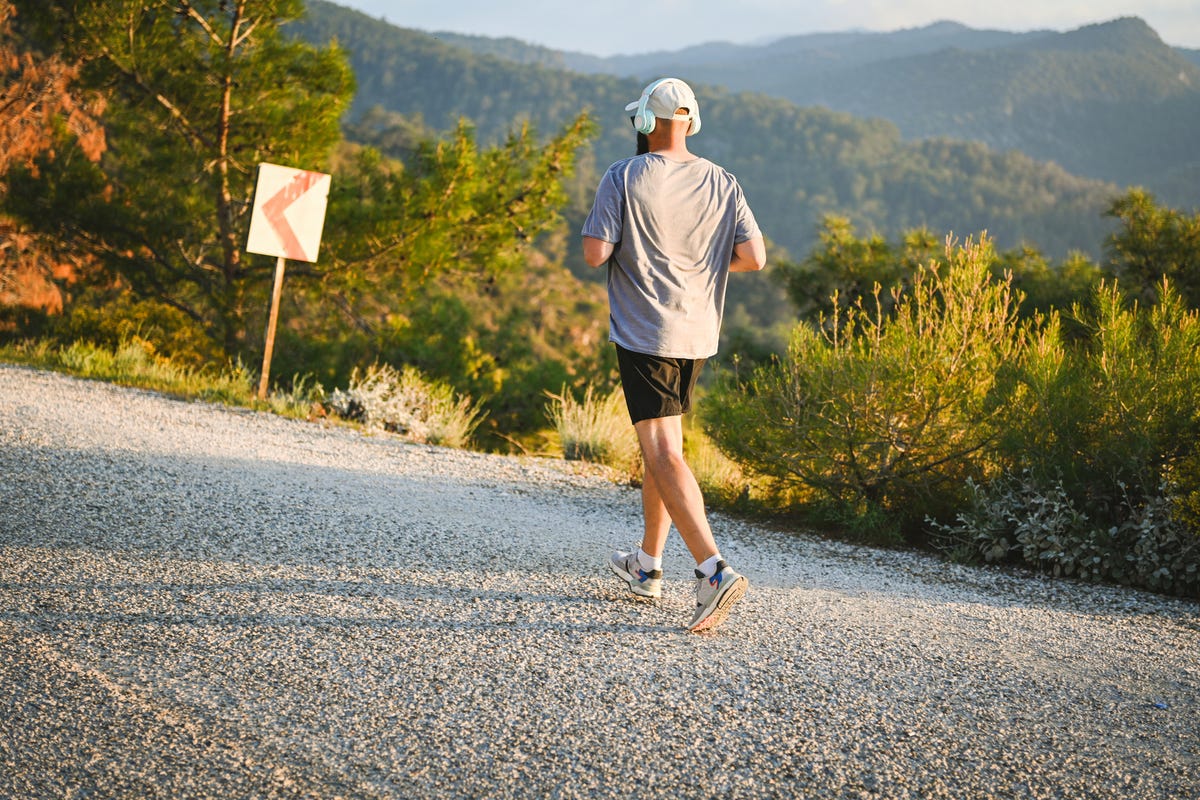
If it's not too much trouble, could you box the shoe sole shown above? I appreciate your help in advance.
[688,575,748,633]
[608,559,661,599]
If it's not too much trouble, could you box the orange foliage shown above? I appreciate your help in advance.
[0,1,106,314]
[0,1,107,173]
[0,217,99,313]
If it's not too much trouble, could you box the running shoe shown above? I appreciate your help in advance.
[608,549,663,599]
[688,561,747,632]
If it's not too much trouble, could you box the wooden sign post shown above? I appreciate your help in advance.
[245,163,331,400]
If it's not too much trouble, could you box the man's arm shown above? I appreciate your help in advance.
[729,235,767,272]
[582,235,615,268]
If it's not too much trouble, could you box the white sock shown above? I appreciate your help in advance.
[697,553,723,578]
[636,548,662,572]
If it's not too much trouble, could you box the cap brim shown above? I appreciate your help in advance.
[624,100,640,112]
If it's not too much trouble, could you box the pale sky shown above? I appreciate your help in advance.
[333,0,1200,54]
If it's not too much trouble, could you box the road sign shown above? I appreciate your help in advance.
[246,163,332,399]
[246,163,331,263]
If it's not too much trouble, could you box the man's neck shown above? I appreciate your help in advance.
[646,123,695,162]
[649,146,696,163]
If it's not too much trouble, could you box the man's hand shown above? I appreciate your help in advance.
[730,236,767,272]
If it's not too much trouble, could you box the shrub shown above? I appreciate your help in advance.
[997,280,1200,527]
[50,292,221,368]
[929,279,1200,597]
[545,384,637,473]
[930,473,1200,597]
[705,235,1028,534]
[327,363,484,448]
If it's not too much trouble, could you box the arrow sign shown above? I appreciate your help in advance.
[246,163,331,263]
[246,163,331,400]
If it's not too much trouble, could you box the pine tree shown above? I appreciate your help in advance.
[6,0,354,357]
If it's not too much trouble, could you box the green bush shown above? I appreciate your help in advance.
[327,363,484,448]
[50,292,221,368]
[998,280,1200,522]
[705,236,1028,534]
[930,473,1199,597]
[952,278,1200,596]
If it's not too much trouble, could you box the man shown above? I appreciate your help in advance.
[581,77,767,632]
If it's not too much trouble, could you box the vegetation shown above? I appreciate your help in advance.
[0,336,317,415]
[929,278,1200,597]
[705,234,1200,596]
[1,0,603,447]
[544,385,748,505]
[326,363,483,448]
[706,236,1028,533]
[446,13,1200,210]
[546,384,638,474]
[291,1,1121,264]
[1105,188,1200,309]
[8,0,355,357]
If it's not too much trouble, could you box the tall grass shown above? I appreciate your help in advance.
[0,337,321,418]
[544,385,752,504]
[545,384,638,474]
[684,423,752,508]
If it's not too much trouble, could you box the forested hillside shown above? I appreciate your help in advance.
[295,1,1119,263]
[433,15,1200,212]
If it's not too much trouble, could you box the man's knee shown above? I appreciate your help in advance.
[638,432,687,476]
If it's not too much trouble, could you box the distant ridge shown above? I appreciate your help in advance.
[296,1,1148,264]
[422,13,1200,209]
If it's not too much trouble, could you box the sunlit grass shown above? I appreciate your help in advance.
[545,384,639,476]
[0,337,321,419]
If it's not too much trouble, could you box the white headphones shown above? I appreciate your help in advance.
[631,78,701,136]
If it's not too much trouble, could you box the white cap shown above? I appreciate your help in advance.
[625,78,700,133]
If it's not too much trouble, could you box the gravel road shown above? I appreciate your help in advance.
[1,363,1198,799]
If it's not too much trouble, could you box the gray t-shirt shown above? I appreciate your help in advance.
[581,153,761,359]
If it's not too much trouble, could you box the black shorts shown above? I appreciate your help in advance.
[615,344,706,424]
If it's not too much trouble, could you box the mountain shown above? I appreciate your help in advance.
[296,1,1120,265]
[437,16,1200,209]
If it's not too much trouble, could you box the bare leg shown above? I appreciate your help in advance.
[634,415,718,565]
[640,466,671,558]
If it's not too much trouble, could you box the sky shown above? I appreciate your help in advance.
[332,0,1200,54]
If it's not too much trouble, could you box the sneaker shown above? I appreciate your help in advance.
[688,561,747,632]
[608,549,663,599]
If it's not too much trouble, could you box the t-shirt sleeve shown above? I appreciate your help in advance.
[733,180,761,244]
[581,168,624,244]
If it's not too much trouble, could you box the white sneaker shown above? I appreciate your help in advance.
[688,561,747,632]
[608,549,663,599]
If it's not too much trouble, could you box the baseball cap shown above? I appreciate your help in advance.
[625,78,700,130]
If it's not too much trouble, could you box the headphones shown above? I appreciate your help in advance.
[631,78,701,136]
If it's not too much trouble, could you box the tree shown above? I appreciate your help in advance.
[773,216,939,324]
[269,114,603,432]
[5,0,354,357]
[0,0,105,319]
[1105,188,1200,309]
[0,1,105,173]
